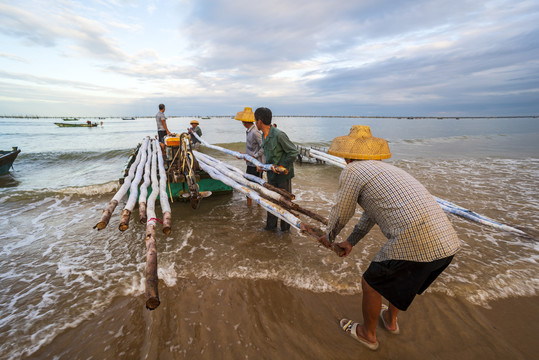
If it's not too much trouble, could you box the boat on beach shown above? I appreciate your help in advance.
[0,147,21,175]
[54,121,98,127]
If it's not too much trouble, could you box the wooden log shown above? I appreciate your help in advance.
[145,222,160,310]
[95,141,144,230]
[139,140,153,224]
[120,137,150,231]
[196,151,326,224]
[144,139,160,309]
[190,132,287,174]
[195,158,344,257]
[95,199,118,230]
[157,142,172,235]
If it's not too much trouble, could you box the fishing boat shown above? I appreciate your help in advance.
[54,121,98,127]
[122,117,136,120]
[0,147,21,175]
[201,116,211,119]
[63,118,78,121]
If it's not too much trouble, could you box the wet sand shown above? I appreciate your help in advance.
[28,277,538,359]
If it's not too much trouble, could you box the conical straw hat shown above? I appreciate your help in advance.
[234,107,255,122]
[190,120,200,125]
[328,125,391,160]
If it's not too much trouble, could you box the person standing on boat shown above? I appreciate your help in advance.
[318,125,460,351]
[234,107,265,206]
[156,104,171,151]
[188,120,202,149]
[255,107,298,231]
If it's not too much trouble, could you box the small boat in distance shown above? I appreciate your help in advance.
[63,118,78,121]
[201,116,211,119]
[54,121,98,127]
[122,117,136,120]
[0,147,21,175]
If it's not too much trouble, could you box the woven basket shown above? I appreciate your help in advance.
[328,125,391,160]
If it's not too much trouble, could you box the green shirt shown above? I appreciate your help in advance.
[262,126,298,183]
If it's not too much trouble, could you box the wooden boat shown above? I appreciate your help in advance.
[0,147,21,175]
[63,118,78,121]
[54,122,98,127]
[201,116,211,119]
[122,117,136,120]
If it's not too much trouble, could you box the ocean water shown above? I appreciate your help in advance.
[0,116,538,359]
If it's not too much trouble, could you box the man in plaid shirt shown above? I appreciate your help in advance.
[321,126,460,350]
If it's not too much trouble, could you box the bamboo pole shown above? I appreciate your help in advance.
[139,140,153,224]
[145,139,160,310]
[195,151,327,224]
[119,137,150,231]
[95,141,144,230]
[157,143,172,235]
[190,132,288,174]
[195,158,343,256]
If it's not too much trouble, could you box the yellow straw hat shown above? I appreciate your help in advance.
[190,120,200,125]
[328,125,391,160]
[234,107,255,123]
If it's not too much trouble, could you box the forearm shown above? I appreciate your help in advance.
[346,213,375,246]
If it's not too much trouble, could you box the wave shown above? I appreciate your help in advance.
[18,148,132,162]
[0,181,119,203]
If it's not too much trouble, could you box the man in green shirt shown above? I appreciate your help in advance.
[255,107,298,231]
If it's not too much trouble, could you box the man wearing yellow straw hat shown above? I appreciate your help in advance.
[234,107,265,206]
[321,125,460,351]
[187,119,202,149]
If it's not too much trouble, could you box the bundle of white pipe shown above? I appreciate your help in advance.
[139,138,153,207]
[124,137,149,212]
[190,132,275,172]
[195,151,284,204]
[146,140,160,226]
[195,158,303,230]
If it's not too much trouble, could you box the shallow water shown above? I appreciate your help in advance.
[0,116,538,359]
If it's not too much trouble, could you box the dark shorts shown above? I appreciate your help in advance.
[158,130,167,143]
[363,255,454,311]
[246,165,262,178]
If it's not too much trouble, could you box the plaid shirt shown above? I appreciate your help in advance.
[326,160,461,262]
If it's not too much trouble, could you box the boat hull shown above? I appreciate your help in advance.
[0,149,21,175]
[54,122,97,127]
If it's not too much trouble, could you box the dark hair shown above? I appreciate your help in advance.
[159,104,165,110]
[254,107,272,125]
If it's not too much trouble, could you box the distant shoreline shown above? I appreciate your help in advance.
[1,115,538,119]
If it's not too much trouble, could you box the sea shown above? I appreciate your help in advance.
[0,115,538,359]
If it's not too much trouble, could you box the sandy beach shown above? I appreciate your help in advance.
[28,277,538,359]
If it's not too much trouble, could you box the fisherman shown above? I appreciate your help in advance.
[188,120,202,149]
[255,107,299,231]
[234,107,265,206]
[156,104,171,152]
[320,125,461,350]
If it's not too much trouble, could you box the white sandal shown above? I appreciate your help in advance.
[379,304,400,334]
[339,318,379,350]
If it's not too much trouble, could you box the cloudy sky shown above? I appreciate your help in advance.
[1,0,538,117]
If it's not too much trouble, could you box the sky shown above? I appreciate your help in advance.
[1,0,538,117]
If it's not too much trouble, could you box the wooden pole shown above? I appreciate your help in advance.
[195,151,327,225]
[145,139,160,309]
[157,143,172,235]
[139,142,153,224]
[120,137,150,231]
[95,141,144,230]
[195,158,344,256]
